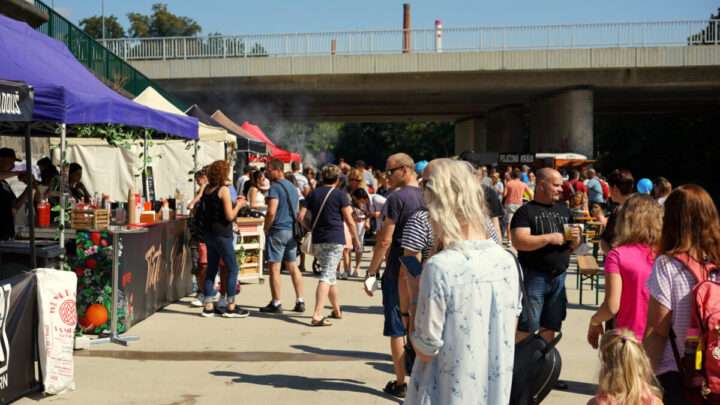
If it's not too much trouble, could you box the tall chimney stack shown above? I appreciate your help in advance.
[402,3,411,53]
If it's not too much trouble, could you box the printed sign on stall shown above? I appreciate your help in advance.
[0,273,42,404]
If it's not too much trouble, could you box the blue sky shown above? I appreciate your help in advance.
[50,0,719,35]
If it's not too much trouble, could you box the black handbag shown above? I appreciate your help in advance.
[404,336,416,376]
[509,253,563,405]
[278,181,305,242]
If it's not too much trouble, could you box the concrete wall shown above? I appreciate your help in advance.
[487,105,525,153]
[529,89,594,157]
[454,118,487,155]
[132,46,720,80]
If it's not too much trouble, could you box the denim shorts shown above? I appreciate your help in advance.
[381,259,406,337]
[266,229,298,263]
[517,269,567,333]
[312,243,344,285]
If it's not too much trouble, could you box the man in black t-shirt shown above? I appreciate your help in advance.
[511,168,581,344]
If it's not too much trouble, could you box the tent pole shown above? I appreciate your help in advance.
[25,123,36,269]
[193,140,198,195]
[59,123,66,256]
[143,130,150,201]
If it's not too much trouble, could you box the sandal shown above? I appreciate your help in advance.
[383,380,407,398]
[310,317,332,327]
[330,309,343,319]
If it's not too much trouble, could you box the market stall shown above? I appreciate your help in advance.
[186,104,267,155]
[0,79,44,404]
[241,121,301,163]
[0,14,198,340]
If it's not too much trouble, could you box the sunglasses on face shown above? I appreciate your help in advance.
[386,166,405,176]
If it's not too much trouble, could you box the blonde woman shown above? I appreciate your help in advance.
[406,158,521,405]
[587,194,663,346]
[589,329,663,405]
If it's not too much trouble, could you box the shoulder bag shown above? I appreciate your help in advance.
[277,181,305,243]
[510,251,563,405]
[301,187,335,254]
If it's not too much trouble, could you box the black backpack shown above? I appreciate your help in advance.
[509,254,563,405]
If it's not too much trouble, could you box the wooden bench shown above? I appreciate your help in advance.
[577,255,602,305]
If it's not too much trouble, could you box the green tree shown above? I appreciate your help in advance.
[595,112,720,201]
[127,3,202,38]
[334,122,453,168]
[79,15,125,39]
[688,8,720,45]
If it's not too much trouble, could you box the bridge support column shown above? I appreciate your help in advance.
[529,88,594,157]
[487,105,525,153]
[454,117,487,155]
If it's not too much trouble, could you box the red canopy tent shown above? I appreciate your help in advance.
[241,121,301,163]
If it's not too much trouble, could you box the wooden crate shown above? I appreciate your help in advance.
[71,208,110,230]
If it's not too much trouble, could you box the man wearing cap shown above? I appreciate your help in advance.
[0,148,32,241]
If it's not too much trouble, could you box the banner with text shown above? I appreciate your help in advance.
[0,272,41,404]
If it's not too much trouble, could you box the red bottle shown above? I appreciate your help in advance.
[37,199,51,227]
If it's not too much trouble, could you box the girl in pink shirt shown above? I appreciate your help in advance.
[587,194,663,347]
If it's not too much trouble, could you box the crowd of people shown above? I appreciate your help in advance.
[0,147,92,241]
[187,150,719,404]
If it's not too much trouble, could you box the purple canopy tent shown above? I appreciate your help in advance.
[0,14,198,137]
[0,14,199,264]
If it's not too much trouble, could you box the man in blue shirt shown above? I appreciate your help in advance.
[261,158,305,314]
[584,169,605,206]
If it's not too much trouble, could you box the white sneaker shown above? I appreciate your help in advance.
[350,270,359,278]
[190,295,204,307]
[338,272,348,280]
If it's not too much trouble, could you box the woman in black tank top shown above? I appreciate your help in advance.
[199,161,249,318]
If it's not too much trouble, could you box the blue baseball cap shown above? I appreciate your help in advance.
[637,178,653,194]
[415,160,429,174]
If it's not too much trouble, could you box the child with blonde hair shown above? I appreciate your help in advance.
[589,329,663,405]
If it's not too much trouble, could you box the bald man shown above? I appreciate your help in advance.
[365,152,425,398]
[511,168,580,345]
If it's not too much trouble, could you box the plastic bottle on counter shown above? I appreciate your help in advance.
[36,199,51,227]
[161,200,170,221]
[127,188,139,224]
[174,188,185,216]
[115,202,127,225]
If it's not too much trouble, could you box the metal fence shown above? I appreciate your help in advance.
[33,0,185,107]
[102,20,720,61]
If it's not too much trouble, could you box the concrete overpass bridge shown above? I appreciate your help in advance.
[105,20,720,156]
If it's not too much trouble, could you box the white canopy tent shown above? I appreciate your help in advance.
[0,87,237,202]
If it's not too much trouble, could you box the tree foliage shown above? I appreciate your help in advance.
[79,15,125,39]
[127,3,202,38]
[595,112,720,201]
[333,122,454,168]
[688,8,720,45]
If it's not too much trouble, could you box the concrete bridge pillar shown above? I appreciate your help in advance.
[487,105,525,153]
[529,88,594,157]
[454,117,487,155]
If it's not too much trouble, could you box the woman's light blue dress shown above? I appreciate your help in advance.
[406,240,522,405]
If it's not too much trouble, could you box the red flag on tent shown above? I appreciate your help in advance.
[241,122,301,163]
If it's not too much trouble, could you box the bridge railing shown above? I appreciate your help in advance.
[102,20,720,61]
